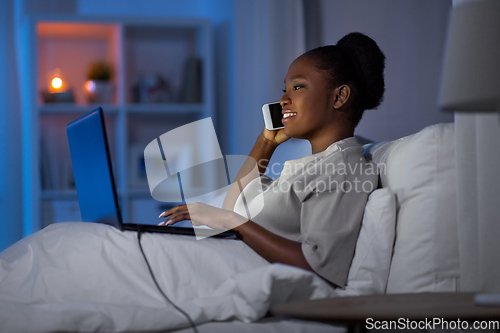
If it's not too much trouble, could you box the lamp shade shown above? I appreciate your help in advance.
[439,0,500,111]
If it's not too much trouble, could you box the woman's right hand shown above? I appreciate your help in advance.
[260,127,289,148]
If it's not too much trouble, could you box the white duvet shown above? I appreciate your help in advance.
[0,222,337,332]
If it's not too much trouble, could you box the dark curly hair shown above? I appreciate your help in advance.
[303,32,386,127]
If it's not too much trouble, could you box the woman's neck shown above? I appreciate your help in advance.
[309,127,354,154]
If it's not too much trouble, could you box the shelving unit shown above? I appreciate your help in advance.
[18,15,214,234]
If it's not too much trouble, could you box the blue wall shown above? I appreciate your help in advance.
[0,0,23,251]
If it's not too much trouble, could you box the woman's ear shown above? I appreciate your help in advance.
[332,85,351,109]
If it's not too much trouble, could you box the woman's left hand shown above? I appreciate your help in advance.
[158,203,246,230]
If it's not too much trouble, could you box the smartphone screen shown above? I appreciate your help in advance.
[269,102,283,129]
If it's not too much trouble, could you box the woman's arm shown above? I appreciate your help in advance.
[233,219,313,271]
[159,127,314,271]
[222,128,289,211]
[159,203,313,272]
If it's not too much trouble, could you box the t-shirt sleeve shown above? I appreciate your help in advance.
[233,175,274,218]
[298,171,373,288]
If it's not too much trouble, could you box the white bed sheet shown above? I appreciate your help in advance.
[0,222,339,332]
[172,317,346,333]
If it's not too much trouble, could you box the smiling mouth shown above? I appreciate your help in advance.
[282,112,297,124]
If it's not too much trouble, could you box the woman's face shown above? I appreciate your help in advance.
[279,55,336,141]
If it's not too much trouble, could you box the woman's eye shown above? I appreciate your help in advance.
[282,85,304,93]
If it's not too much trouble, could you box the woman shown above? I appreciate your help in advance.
[159,32,385,288]
[0,32,386,332]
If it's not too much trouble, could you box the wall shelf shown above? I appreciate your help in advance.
[19,15,214,232]
[39,104,120,113]
[125,103,203,113]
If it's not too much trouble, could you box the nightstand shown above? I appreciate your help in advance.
[272,293,500,332]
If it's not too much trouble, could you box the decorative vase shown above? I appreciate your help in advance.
[84,80,114,104]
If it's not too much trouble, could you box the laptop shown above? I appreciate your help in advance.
[67,107,238,238]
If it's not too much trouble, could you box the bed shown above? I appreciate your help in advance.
[0,123,459,332]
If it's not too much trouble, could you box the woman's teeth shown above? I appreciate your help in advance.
[283,112,297,118]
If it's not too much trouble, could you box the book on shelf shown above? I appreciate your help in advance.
[40,139,53,190]
[179,57,202,103]
[40,140,76,191]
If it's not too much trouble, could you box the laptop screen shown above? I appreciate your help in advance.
[67,107,122,227]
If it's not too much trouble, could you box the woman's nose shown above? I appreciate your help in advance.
[280,95,290,107]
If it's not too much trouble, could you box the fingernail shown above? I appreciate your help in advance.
[158,221,165,226]
[158,212,165,218]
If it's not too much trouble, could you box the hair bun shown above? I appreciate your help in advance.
[336,32,386,110]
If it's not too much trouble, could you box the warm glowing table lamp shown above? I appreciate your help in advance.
[48,68,66,93]
[51,77,63,90]
[43,68,74,103]
[438,0,500,306]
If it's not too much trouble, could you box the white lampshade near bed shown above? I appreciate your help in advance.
[439,0,500,112]
[438,0,500,306]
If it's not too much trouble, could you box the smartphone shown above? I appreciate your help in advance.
[262,102,284,130]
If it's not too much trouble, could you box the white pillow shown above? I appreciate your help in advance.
[366,123,459,293]
[333,187,396,296]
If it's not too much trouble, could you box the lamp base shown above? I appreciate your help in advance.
[42,89,75,103]
[474,293,500,307]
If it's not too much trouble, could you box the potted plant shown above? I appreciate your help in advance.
[84,60,114,103]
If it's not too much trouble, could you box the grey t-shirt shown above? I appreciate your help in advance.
[234,137,378,287]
